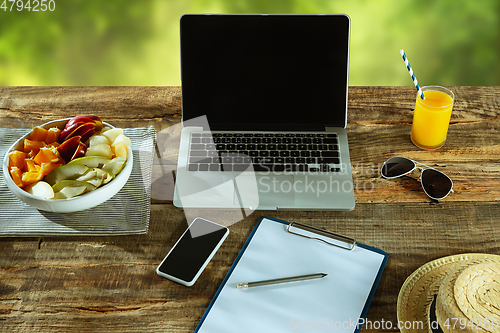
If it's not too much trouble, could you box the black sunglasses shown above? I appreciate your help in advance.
[380,156,454,200]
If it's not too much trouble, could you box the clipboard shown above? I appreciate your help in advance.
[195,217,387,333]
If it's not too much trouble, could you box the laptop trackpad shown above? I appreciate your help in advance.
[234,175,295,209]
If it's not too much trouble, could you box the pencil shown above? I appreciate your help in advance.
[236,273,327,289]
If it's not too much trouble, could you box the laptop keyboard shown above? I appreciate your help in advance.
[187,132,342,173]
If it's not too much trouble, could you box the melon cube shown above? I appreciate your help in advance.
[113,142,128,158]
[111,134,132,147]
[102,128,123,144]
[86,144,113,159]
[89,135,111,147]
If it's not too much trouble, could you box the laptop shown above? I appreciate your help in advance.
[173,14,355,211]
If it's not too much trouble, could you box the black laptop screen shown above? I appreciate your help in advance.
[180,14,350,131]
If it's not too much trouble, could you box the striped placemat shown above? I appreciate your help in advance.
[0,126,156,236]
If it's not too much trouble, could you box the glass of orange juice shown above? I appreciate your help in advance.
[410,86,454,150]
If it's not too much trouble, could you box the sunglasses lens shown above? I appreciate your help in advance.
[381,157,415,178]
[421,169,453,199]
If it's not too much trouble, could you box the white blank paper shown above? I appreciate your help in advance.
[196,217,386,333]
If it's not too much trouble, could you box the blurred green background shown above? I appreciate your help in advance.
[1,0,499,86]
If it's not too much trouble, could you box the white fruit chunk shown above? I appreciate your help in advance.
[53,186,87,199]
[25,181,55,199]
[102,128,123,144]
[76,169,97,182]
[94,168,114,184]
[86,144,113,159]
[52,180,96,193]
[89,135,111,146]
[88,175,105,187]
[75,170,104,188]
[111,133,132,147]
[100,126,112,133]
[102,157,127,176]
[44,164,90,186]
[113,142,127,158]
[68,156,111,169]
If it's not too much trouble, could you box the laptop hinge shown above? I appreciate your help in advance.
[325,127,338,132]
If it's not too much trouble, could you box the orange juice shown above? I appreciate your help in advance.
[410,86,454,149]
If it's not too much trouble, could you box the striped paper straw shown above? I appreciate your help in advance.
[400,49,424,99]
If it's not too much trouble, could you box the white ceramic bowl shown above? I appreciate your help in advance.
[2,118,133,213]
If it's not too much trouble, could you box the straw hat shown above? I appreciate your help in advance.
[397,254,500,333]
[436,258,500,333]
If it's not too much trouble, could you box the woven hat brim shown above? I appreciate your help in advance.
[397,253,500,333]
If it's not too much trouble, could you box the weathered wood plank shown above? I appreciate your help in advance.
[1,86,500,333]
[1,202,500,332]
[2,86,499,128]
[150,119,500,204]
[0,86,182,130]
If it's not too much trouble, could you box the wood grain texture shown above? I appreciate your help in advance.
[0,86,182,130]
[1,86,500,332]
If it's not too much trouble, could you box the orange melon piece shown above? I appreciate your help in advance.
[34,147,62,165]
[45,127,61,144]
[40,162,61,176]
[22,170,44,186]
[25,159,39,172]
[24,139,45,158]
[8,150,27,170]
[47,142,61,148]
[28,126,49,142]
[9,167,24,188]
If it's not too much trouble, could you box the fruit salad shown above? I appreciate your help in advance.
[7,115,132,200]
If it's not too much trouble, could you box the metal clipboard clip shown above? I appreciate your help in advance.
[286,222,356,250]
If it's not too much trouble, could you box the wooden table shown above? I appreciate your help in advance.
[1,86,499,332]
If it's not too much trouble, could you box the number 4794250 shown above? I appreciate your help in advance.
[1,0,55,11]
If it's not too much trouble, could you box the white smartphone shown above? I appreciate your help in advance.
[156,217,229,286]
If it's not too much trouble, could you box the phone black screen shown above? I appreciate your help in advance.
[158,219,228,282]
